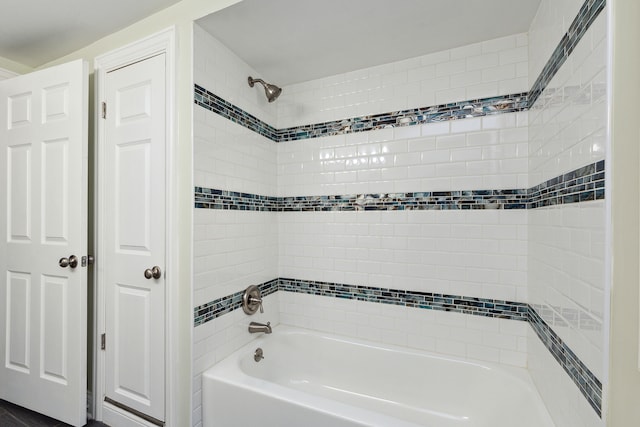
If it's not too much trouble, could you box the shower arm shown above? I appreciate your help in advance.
[248,77,266,87]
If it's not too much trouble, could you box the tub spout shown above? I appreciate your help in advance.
[248,321,272,334]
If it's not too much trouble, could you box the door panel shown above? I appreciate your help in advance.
[104,53,166,422]
[114,284,151,403]
[40,274,68,384]
[42,138,69,242]
[0,60,88,427]
[116,140,152,252]
[7,144,32,241]
[6,271,30,372]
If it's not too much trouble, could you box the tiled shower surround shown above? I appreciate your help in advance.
[192,1,607,426]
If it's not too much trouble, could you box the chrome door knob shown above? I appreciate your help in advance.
[59,255,78,269]
[144,266,162,280]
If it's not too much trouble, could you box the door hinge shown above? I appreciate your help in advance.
[81,255,94,267]
[101,101,107,119]
[101,333,106,350]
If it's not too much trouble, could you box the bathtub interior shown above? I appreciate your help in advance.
[204,326,555,427]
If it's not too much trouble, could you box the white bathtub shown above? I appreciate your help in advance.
[202,325,554,427]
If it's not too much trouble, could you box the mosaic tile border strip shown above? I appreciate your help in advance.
[275,93,528,142]
[528,0,606,107]
[194,188,529,211]
[193,278,528,327]
[193,278,278,327]
[529,159,605,208]
[528,305,602,417]
[195,84,527,143]
[194,84,279,141]
[278,277,528,320]
[278,190,529,211]
[195,160,605,211]
[194,188,279,211]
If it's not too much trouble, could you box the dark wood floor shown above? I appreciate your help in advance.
[0,400,108,427]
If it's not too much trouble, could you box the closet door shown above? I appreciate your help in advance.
[0,60,88,427]
[102,52,166,424]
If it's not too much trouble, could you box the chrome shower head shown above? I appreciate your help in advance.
[248,76,282,102]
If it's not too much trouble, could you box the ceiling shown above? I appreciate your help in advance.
[0,0,541,81]
[197,0,541,86]
[0,0,183,68]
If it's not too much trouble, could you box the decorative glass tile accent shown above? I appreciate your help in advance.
[193,278,278,327]
[194,187,279,211]
[195,85,527,143]
[194,84,279,141]
[278,278,528,320]
[528,0,606,107]
[529,160,605,208]
[279,190,530,211]
[195,161,605,211]
[194,278,527,327]
[276,94,528,142]
[195,188,530,211]
[528,306,602,417]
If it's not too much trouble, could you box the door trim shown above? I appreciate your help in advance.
[94,27,176,426]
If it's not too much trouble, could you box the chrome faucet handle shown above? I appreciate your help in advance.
[242,285,264,315]
[249,296,264,313]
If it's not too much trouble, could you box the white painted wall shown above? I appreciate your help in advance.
[608,0,640,424]
[0,55,32,75]
[0,67,19,80]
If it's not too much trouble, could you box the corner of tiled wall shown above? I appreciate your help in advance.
[527,0,607,425]
[192,25,280,427]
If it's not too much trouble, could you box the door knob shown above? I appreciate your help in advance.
[144,266,162,280]
[59,255,78,269]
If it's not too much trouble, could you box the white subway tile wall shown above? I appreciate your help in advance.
[530,202,605,376]
[279,210,528,302]
[528,0,585,87]
[528,13,607,185]
[527,1,607,425]
[192,294,280,427]
[194,24,278,127]
[279,291,528,367]
[277,112,529,197]
[193,209,278,307]
[194,107,277,197]
[192,25,279,427]
[277,33,528,129]
[528,331,602,427]
[192,0,608,424]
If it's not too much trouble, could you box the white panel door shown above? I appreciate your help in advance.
[103,53,166,423]
[0,60,88,426]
